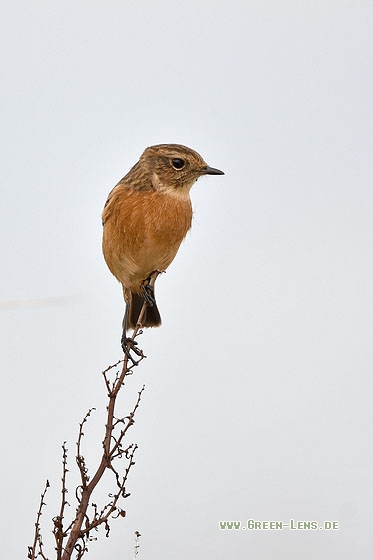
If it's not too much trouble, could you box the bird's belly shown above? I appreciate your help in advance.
[103,191,192,290]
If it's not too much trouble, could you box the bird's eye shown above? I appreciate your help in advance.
[171,158,185,170]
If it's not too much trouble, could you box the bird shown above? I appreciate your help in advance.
[102,143,224,351]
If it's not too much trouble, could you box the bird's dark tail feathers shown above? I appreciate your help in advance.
[128,291,162,329]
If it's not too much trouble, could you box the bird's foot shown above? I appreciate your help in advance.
[121,334,144,365]
[141,270,164,307]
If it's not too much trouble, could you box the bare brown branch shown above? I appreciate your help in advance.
[29,271,160,560]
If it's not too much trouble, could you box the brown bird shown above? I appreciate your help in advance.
[102,143,224,351]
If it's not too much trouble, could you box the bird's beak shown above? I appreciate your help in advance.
[202,166,225,176]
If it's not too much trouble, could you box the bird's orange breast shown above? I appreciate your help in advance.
[102,185,192,291]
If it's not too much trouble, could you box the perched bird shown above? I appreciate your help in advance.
[102,143,224,350]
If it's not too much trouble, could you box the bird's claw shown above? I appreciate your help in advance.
[121,335,144,365]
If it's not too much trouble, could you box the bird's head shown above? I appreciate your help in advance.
[139,144,224,196]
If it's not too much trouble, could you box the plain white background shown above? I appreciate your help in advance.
[1,1,372,558]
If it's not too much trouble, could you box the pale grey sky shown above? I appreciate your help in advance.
[1,1,373,558]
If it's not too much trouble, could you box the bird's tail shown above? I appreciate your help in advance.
[128,291,162,329]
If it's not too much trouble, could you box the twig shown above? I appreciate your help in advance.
[53,443,70,559]
[76,409,96,488]
[28,480,50,560]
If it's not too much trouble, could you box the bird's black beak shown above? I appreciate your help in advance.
[202,166,225,176]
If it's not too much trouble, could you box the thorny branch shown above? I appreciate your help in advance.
[29,272,160,560]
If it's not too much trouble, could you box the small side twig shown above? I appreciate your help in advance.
[53,443,70,559]
[76,408,96,488]
[28,480,50,560]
